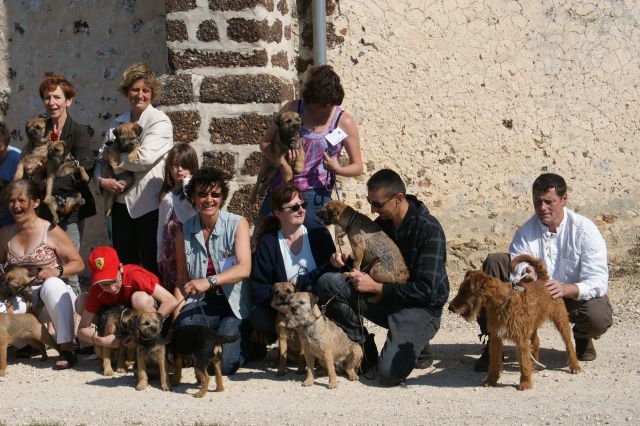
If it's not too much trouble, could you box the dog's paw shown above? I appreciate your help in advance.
[517,381,532,391]
[193,390,207,398]
[103,369,114,377]
[327,381,338,389]
[161,383,171,392]
[482,378,497,387]
[569,364,582,374]
[346,372,359,381]
[275,368,287,377]
[116,367,126,374]
[135,381,148,391]
[302,378,313,387]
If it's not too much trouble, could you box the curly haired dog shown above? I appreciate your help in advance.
[448,254,581,390]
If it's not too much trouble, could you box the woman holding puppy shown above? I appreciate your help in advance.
[258,64,363,223]
[95,63,173,276]
[250,184,336,345]
[0,179,84,369]
[175,167,252,375]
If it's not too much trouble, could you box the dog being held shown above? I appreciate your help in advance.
[95,305,136,376]
[0,312,60,376]
[251,111,304,202]
[448,254,581,390]
[121,310,170,391]
[168,325,239,397]
[272,281,305,376]
[47,139,90,220]
[317,200,409,302]
[287,292,362,389]
[100,122,142,217]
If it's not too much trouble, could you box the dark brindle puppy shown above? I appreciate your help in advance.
[101,122,142,217]
[169,325,239,397]
[272,281,305,376]
[95,305,135,376]
[251,111,304,202]
[0,312,60,376]
[122,310,171,391]
[317,200,409,302]
[47,139,90,219]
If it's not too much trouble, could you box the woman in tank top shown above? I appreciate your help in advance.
[0,180,84,370]
[258,65,363,224]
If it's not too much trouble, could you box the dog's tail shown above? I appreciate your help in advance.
[509,254,549,282]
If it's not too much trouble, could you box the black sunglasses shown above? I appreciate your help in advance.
[366,195,395,209]
[197,191,222,199]
[280,202,308,212]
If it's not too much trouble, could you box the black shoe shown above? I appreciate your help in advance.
[358,332,378,378]
[414,342,433,369]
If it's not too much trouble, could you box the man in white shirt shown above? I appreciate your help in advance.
[474,173,612,371]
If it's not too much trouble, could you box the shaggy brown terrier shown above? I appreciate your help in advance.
[47,140,90,220]
[251,111,304,202]
[95,305,135,376]
[272,281,305,376]
[0,265,37,313]
[448,254,581,390]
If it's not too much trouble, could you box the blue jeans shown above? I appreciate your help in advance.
[258,187,332,227]
[58,220,84,295]
[174,295,246,375]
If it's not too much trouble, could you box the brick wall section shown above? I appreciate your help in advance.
[163,0,297,223]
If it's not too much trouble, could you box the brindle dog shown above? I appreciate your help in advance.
[47,139,90,220]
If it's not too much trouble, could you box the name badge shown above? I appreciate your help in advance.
[325,127,347,146]
[217,256,237,273]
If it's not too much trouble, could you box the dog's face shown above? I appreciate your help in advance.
[287,292,320,328]
[275,111,302,145]
[0,265,33,300]
[316,200,347,226]
[25,118,48,145]
[112,122,143,153]
[135,311,163,340]
[47,140,67,165]
[448,270,488,322]
[272,281,296,312]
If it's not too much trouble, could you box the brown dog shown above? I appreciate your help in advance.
[101,122,142,217]
[47,139,90,219]
[95,305,135,376]
[287,292,362,389]
[317,200,409,301]
[0,265,37,313]
[448,254,581,390]
[251,111,304,202]
[122,310,171,391]
[0,312,60,376]
[272,281,305,376]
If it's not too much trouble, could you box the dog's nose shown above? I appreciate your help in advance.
[447,304,454,312]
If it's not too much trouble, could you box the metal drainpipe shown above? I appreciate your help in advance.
[312,0,328,65]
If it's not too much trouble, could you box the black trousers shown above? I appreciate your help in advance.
[317,272,441,386]
[111,202,159,276]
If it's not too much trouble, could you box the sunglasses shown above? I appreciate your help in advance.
[279,202,308,212]
[197,191,222,199]
[366,195,396,209]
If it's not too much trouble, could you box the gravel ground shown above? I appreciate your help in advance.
[1,264,638,426]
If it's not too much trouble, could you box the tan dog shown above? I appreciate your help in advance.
[101,122,142,217]
[251,111,304,201]
[0,265,37,313]
[94,305,135,376]
[47,139,90,219]
[0,312,60,376]
[317,200,409,301]
[448,254,581,390]
[122,310,171,391]
[287,292,362,389]
[272,281,305,376]
[13,118,57,220]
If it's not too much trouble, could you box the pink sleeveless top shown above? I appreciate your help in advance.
[6,222,59,276]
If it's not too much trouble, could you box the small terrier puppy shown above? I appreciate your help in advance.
[47,139,90,220]
[272,281,305,376]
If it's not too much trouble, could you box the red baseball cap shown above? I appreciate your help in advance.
[87,246,121,284]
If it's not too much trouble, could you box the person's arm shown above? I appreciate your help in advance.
[156,195,172,264]
[152,284,179,319]
[37,224,84,281]
[184,217,252,294]
[118,115,172,173]
[250,233,280,307]
[296,226,337,292]
[322,111,363,178]
[77,310,122,348]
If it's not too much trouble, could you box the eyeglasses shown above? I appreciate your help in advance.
[279,202,308,212]
[366,195,396,209]
[197,191,222,199]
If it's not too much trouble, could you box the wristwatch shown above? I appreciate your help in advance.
[207,275,218,289]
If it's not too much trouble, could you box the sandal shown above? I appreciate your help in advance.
[53,350,77,370]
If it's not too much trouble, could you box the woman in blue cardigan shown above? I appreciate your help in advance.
[250,184,337,344]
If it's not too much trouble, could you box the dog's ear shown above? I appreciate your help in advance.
[156,312,163,324]
[274,114,282,127]
[134,124,143,138]
[309,293,319,307]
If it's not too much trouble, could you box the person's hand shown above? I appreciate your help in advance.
[183,278,209,295]
[346,270,381,294]
[36,266,59,281]
[286,148,298,166]
[545,279,565,299]
[330,252,349,269]
[322,152,340,174]
[100,178,125,195]
[25,161,43,177]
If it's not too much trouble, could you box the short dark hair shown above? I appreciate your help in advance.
[39,75,76,100]
[187,167,230,208]
[301,65,344,106]
[532,173,567,197]
[4,179,42,205]
[269,184,303,213]
[367,169,406,197]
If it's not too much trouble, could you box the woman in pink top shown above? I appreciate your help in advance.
[258,65,363,223]
[0,179,84,369]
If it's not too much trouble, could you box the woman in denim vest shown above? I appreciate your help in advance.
[175,168,251,375]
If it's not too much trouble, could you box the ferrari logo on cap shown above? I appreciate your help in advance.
[95,257,105,270]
